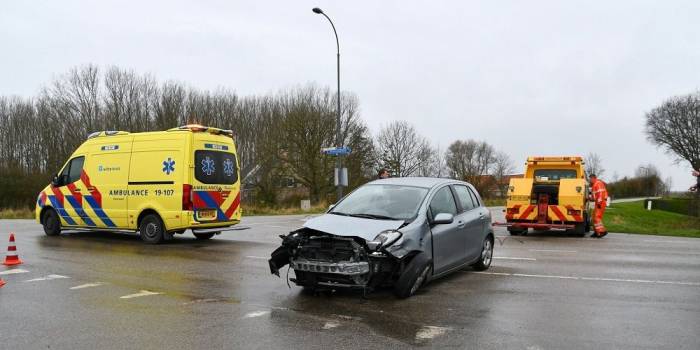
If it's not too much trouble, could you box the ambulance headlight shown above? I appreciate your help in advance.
[367,230,403,251]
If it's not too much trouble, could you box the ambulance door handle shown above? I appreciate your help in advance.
[73,188,81,192]
[87,186,96,191]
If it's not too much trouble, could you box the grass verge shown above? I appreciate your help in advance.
[0,208,34,219]
[606,200,700,238]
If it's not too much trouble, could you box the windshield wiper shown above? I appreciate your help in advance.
[329,211,351,216]
[348,213,399,220]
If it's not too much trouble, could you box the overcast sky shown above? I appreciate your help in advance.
[2,1,699,190]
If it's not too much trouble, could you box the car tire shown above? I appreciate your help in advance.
[394,252,432,299]
[472,235,494,271]
[139,214,165,244]
[508,227,526,236]
[42,209,61,236]
[193,232,217,240]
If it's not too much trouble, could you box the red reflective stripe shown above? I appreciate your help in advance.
[40,192,47,205]
[519,205,535,220]
[66,183,82,205]
[50,186,65,205]
[224,192,241,218]
[8,246,16,251]
[565,205,583,222]
[80,170,102,206]
[505,205,521,220]
[550,206,567,222]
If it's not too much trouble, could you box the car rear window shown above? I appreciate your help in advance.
[194,150,238,184]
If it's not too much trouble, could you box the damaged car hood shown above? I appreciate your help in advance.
[303,214,405,240]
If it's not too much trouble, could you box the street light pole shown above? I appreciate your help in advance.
[313,7,343,201]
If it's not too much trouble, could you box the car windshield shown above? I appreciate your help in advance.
[330,184,429,221]
[534,169,577,181]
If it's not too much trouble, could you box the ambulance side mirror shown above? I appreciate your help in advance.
[51,175,60,186]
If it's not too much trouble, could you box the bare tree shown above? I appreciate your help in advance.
[646,92,700,170]
[584,152,606,179]
[376,121,430,177]
[445,139,496,195]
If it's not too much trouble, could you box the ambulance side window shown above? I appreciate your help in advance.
[58,156,84,186]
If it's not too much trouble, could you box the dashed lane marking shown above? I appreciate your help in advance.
[493,257,536,261]
[0,269,29,276]
[243,310,270,318]
[70,282,105,290]
[415,326,451,341]
[530,249,577,253]
[24,274,69,282]
[120,290,163,299]
[474,271,700,286]
[322,321,340,330]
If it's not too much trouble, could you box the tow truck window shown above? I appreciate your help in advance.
[534,169,577,181]
[194,150,238,184]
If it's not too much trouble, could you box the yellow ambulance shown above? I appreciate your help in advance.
[35,125,242,244]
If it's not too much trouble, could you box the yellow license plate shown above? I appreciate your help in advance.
[198,210,216,220]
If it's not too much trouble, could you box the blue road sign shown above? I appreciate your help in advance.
[321,146,352,156]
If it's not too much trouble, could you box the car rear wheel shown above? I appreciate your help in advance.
[42,209,61,236]
[139,214,165,244]
[193,232,217,240]
[472,235,494,271]
[394,252,432,299]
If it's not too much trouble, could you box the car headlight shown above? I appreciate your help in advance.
[367,230,403,251]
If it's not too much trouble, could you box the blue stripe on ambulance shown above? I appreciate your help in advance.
[47,195,78,226]
[195,191,228,221]
[84,195,116,227]
[65,195,97,226]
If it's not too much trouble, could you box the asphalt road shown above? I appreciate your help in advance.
[1,209,699,349]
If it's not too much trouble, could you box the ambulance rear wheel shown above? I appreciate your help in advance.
[193,232,216,240]
[139,214,165,244]
[42,209,61,236]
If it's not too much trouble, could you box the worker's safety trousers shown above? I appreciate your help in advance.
[593,201,607,236]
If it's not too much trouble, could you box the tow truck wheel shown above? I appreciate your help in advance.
[42,209,61,236]
[394,252,432,299]
[139,214,165,244]
[193,232,217,240]
[508,227,526,236]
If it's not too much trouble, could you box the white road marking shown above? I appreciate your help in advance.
[243,310,270,318]
[0,269,29,275]
[473,271,700,286]
[530,249,577,253]
[119,290,163,299]
[264,225,287,228]
[493,257,536,261]
[70,282,105,290]
[245,256,269,260]
[415,326,451,341]
[322,321,340,330]
[24,274,69,282]
[644,240,688,244]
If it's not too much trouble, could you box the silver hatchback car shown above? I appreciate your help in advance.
[269,177,494,298]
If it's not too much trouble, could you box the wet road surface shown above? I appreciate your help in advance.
[1,209,699,349]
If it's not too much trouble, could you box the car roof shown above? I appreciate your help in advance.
[369,177,466,189]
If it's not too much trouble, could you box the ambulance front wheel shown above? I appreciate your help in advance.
[139,214,165,244]
[193,232,217,240]
[42,209,61,236]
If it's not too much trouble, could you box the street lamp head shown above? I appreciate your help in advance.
[312,7,324,14]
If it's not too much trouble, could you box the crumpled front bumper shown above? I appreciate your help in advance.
[290,258,370,276]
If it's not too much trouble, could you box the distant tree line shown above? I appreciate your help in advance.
[607,164,669,198]
[0,65,516,209]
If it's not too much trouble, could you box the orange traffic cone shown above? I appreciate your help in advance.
[3,233,23,266]
[0,278,5,288]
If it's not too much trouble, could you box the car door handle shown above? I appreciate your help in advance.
[457,221,466,228]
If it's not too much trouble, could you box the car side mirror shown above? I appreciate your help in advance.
[433,213,454,225]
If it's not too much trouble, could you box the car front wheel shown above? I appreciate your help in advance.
[394,252,432,299]
[42,209,61,236]
[472,235,494,271]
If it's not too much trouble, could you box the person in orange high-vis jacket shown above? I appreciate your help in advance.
[589,174,608,238]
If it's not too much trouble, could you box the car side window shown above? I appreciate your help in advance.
[429,186,458,217]
[453,185,476,212]
[468,187,481,207]
[58,156,84,186]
